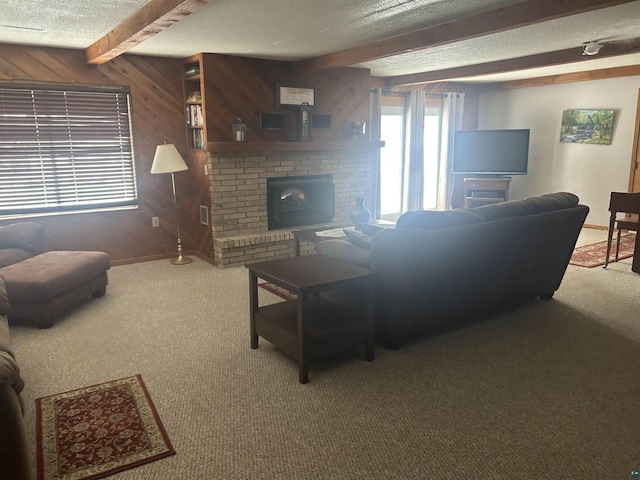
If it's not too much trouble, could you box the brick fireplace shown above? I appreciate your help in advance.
[207,143,378,267]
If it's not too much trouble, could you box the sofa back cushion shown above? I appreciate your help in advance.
[0,222,46,256]
[396,209,482,230]
[526,192,580,212]
[474,192,579,222]
[0,249,33,269]
[395,192,580,229]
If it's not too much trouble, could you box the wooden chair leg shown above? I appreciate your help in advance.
[615,227,622,261]
[604,219,615,268]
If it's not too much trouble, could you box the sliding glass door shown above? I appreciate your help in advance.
[380,103,442,218]
[423,107,442,209]
[380,105,405,219]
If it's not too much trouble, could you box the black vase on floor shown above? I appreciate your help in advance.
[349,196,371,230]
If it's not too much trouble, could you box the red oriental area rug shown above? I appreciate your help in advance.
[569,233,636,268]
[36,375,175,480]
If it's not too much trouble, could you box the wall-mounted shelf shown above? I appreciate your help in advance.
[205,141,384,153]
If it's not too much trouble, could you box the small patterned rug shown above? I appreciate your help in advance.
[36,375,174,480]
[569,233,636,268]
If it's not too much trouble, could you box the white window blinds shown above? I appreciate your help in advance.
[0,85,138,216]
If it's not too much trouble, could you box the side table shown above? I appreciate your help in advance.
[247,254,375,383]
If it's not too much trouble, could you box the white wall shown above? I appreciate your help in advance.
[478,76,639,226]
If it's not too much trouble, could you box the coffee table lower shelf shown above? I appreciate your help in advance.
[254,297,368,362]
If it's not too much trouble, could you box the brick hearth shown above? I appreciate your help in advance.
[207,146,376,267]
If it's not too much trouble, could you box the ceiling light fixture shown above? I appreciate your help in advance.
[582,41,602,56]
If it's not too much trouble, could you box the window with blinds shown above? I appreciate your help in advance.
[0,84,138,216]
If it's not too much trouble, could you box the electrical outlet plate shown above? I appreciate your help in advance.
[152,216,160,227]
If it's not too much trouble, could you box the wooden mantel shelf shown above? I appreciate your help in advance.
[205,140,384,153]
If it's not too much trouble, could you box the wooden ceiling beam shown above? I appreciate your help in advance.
[85,0,208,65]
[294,0,636,73]
[384,39,640,87]
[482,64,640,91]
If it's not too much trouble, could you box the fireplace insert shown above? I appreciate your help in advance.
[267,175,334,230]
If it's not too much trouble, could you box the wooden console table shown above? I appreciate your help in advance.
[247,255,374,383]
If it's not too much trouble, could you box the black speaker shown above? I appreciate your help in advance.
[260,112,284,130]
[311,114,331,130]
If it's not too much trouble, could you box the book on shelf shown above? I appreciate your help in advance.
[186,104,203,127]
[190,128,204,149]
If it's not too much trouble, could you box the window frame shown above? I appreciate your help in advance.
[0,83,139,219]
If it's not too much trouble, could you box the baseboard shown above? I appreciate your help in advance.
[583,223,607,230]
[110,253,175,266]
[111,250,214,267]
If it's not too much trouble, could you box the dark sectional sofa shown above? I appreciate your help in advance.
[0,276,32,479]
[316,192,589,348]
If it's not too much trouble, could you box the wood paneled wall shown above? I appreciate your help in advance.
[0,47,377,264]
[0,44,210,264]
[0,46,475,264]
[200,53,372,142]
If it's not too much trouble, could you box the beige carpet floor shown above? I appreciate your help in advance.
[10,228,640,479]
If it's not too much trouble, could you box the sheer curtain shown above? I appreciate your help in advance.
[436,92,465,210]
[404,90,426,211]
[369,88,382,219]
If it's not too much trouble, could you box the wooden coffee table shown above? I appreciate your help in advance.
[247,254,375,383]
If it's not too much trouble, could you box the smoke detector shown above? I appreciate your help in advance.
[582,41,603,56]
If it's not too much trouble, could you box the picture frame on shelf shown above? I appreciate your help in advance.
[276,82,315,108]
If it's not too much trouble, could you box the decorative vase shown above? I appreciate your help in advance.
[349,196,371,229]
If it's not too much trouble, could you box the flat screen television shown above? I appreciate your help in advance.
[452,129,530,176]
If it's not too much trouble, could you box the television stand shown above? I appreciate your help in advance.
[464,177,511,208]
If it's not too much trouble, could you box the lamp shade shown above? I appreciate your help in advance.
[151,144,188,174]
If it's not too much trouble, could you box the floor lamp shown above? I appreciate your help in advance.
[151,144,193,265]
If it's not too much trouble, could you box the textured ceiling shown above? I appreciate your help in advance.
[2,0,640,83]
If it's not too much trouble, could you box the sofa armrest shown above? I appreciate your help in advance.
[0,222,46,256]
[0,276,8,316]
[0,384,32,480]
[0,351,24,395]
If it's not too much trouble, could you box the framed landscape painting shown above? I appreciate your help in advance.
[560,109,613,144]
